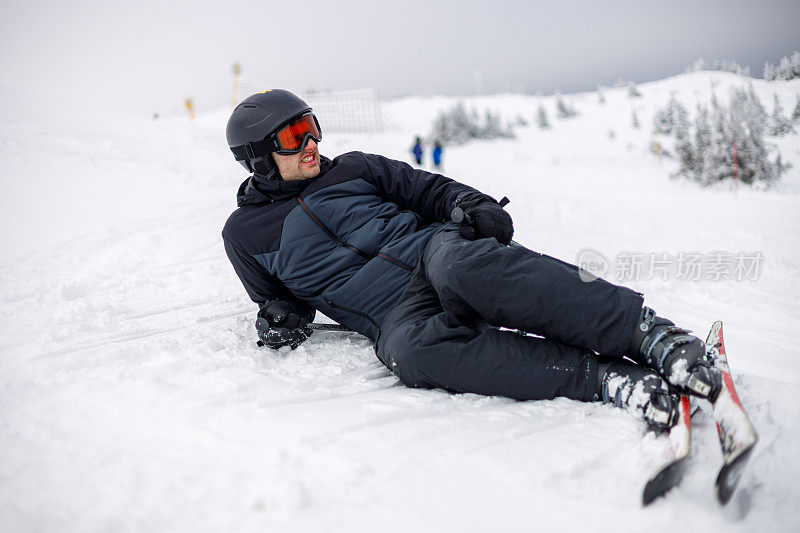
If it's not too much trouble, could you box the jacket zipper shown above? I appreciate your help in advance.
[297,197,413,271]
[323,296,380,329]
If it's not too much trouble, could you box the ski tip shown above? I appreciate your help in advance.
[715,442,756,505]
[705,320,723,346]
[642,457,689,506]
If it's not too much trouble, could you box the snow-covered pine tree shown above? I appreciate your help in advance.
[674,107,693,176]
[653,94,688,135]
[764,51,800,81]
[775,153,792,176]
[597,85,606,104]
[700,93,732,185]
[431,102,471,144]
[690,58,707,72]
[711,59,750,77]
[653,106,672,135]
[763,62,776,82]
[556,94,577,119]
[431,103,514,144]
[469,108,482,138]
[628,82,642,98]
[693,103,711,179]
[537,103,550,129]
[747,84,768,129]
[632,109,640,128]
[431,113,450,145]
[671,98,689,132]
[675,86,786,186]
[792,95,800,122]
[768,93,796,136]
[729,86,779,184]
[482,110,502,138]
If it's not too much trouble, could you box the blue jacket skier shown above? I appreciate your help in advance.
[222,90,723,430]
[432,141,443,170]
[411,137,423,165]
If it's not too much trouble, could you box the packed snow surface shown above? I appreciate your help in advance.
[2,72,800,532]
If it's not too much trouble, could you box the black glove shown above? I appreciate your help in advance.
[256,300,313,350]
[451,195,513,245]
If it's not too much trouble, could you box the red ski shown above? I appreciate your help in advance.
[706,321,758,505]
[642,394,692,505]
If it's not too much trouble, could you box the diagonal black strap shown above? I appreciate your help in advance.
[230,138,274,161]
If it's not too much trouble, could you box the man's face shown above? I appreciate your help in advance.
[271,139,321,181]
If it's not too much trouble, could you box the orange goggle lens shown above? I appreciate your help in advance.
[275,114,321,153]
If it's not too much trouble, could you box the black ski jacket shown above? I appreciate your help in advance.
[222,152,487,340]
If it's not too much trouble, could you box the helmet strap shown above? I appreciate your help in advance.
[252,156,280,180]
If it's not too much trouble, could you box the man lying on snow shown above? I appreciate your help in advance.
[222,89,722,430]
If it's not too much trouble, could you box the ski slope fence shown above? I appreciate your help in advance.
[303,88,386,134]
[236,79,386,134]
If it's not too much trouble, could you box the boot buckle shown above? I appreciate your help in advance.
[687,374,712,397]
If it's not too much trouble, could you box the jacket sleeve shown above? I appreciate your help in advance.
[223,235,316,322]
[360,153,494,222]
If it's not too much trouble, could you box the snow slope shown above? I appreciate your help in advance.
[1,72,799,532]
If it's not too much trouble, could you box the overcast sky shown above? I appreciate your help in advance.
[1,0,799,116]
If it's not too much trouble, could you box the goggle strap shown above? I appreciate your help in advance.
[230,137,276,161]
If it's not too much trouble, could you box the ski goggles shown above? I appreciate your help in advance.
[271,112,322,155]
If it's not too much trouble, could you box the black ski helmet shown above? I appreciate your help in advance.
[226,89,315,174]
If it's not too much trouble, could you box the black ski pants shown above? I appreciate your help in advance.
[376,225,644,402]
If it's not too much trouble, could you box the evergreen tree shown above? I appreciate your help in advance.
[768,93,795,136]
[747,84,768,129]
[556,94,577,118]
[693,103,711,179]
[631,109,640,128]
[597,85,606,104]
[792,95,800,122]
[431,102,471,144]
[690,58,707,72]
[674,107,693,176]
[652,106,672,135]
[536,103,550,129]
[775,153,793,175]
[469,107,482,138]
[628,82,642,98]
[711,59,750,76]
[701,96,731,186]
[763,62,776,81]
[764,51,800,81]
[482,110,503,138]
[673,85,786,186]
[731,88,776,184]
[653,94,688,135]
[431,103,515,145]
[671,98,689,131]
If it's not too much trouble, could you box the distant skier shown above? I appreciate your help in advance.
[432,141,443,171]
[222,90,723,431]
[411,136,423,166]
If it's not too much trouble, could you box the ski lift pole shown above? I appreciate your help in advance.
[184,98,195,120]
[733,141,738,197]
[232,62,241,111]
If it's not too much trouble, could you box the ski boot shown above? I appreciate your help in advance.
[628,307,722,401]
[596,358,679,430]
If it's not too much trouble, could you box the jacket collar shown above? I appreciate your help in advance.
[236,155,332,207]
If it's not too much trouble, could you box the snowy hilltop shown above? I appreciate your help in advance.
[1,69,799,532]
